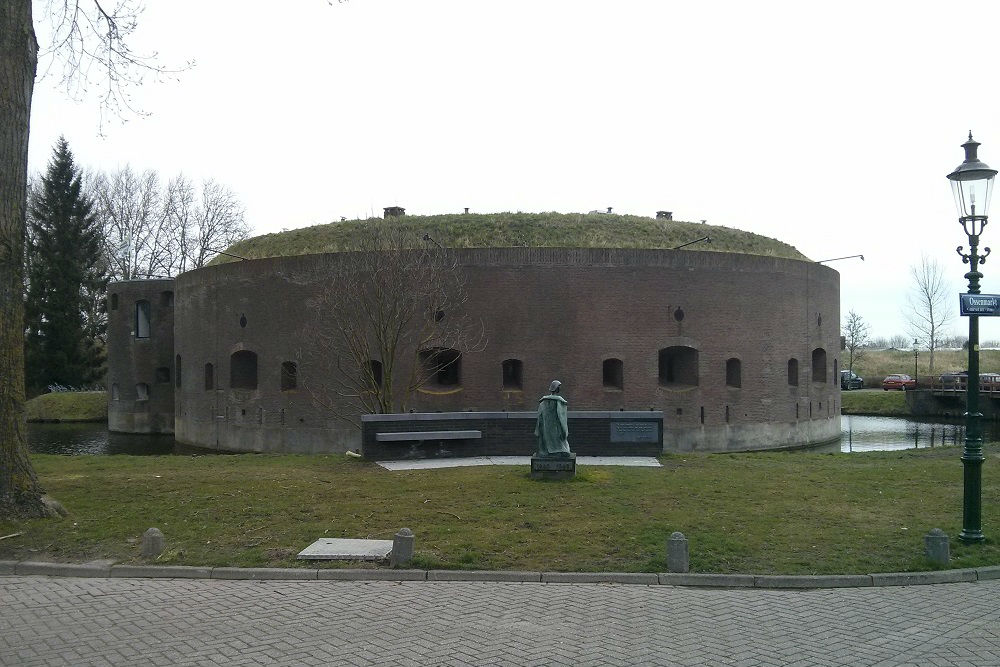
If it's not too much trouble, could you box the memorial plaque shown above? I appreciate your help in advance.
[610,421,659,443]
[530,454,576,480]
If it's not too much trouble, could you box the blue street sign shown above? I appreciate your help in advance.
[960,293,1000,316]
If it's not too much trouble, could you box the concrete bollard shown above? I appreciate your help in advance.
[141,527,165,558]
[925,528,950,566]
[390,527,415,567]
[667,531,689,573]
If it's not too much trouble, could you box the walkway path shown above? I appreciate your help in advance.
[3,575,1000,666]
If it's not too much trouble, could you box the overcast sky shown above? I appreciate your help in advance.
[26,0,1000,345]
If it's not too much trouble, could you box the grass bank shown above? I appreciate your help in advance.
[845,348,1000,388]
[840,390,909,416]
[3,448,998,574]
[25,391,107,423]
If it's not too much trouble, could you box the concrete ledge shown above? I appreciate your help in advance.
[871,569,978,586]
[0,560,17,575]
[542,572,658,585]
[212,567,318,580]
[110,565,213,579]
[427,570,541,582]
[977,565,1000,581]
[658,573,755,588]
[15,561,112,577]
[317,569,426,581]
[753,575,873,589]
[376,430,482,442]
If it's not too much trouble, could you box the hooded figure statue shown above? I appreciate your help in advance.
[534,380,572,457]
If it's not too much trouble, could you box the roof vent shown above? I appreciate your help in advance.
[656,211,673,220]
[383,206,405,219]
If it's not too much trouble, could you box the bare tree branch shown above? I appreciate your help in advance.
[905,254,954,374]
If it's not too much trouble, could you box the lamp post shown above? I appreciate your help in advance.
[913,339,919,384]
[948,132,997,544]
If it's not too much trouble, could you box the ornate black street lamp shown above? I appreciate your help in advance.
[913,339,919,384]
[948,132,997,543]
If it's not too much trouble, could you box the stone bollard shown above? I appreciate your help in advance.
[141,527,165,558]
[925,528,950,566]
[390,527,415,567]
[667,531,689,573]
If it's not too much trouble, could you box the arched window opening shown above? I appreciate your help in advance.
[603,358,623,390]
[281,361,298,391]
[135,300,150,338]
[155,367,170,383]
[111,383,120,400]
[725,358,742,388]
[135,383,150,401]
[502,359,523,390]
[658,346,699,387]
[812,348,827,383]
[204,363,215,391]
[175,355,182,388]
[420,348,462,387]
[367,360,384,387]
[787,358,799,386]
[230,350,258,390]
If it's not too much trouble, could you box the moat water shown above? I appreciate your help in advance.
[26,416,1000,456]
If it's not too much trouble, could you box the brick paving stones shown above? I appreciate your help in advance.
[1,576,999,666]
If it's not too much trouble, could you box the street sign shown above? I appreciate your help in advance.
[960,293,1000,316]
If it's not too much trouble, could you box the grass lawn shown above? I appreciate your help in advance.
[3,447,999,575]
[840,390,909,416]
[25,391,107,422]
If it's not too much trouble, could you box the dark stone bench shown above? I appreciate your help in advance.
[375,430,482,442]
[369,429,483,459]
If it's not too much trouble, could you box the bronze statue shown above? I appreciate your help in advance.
[534,380,572,457]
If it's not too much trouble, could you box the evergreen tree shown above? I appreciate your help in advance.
[25,137,107,394]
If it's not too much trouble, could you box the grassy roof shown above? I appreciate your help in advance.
[213,212,809,264]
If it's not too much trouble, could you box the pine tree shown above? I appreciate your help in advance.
[25,137,107,394]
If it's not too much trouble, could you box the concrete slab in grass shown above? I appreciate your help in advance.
[16,561,112,577]
[542,572,658,585]
[427,570,541,583]
[871,569,978,586]
[753,575,873,589]
[658,573,755,588]
[110,565,213,579]
[297,538,394,561]
[317,569,426,581]
[212,567,318,580]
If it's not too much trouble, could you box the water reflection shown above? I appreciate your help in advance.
[838,415,996,452]
[29,422,177,455]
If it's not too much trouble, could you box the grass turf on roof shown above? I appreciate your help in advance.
[211,212,809,264]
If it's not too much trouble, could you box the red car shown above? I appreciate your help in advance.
[882,374,917,391]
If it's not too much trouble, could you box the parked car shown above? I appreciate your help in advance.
[840,370,863,390]
[882,374,917,391]
[977,373,1000,391]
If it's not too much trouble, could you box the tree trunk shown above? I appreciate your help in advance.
[0,1,45,519]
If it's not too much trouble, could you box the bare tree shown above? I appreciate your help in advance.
[842,310,870,373]
[905,254,954,374]
[300,222,486,426]
[168,176,249,272]
[1,0,185,518]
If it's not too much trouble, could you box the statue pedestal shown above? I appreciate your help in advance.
[530,453,576,480]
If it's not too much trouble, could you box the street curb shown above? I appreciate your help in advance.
[427,570,541,582]
[213,567,318,580]
[317,569,426,581]
[110,565,213,579]
[2,560,997,588]
[541,572,659,585]
[15,561,111,577]
[871,569,978,586]
[752,575,873,589]
[658,573,755,588]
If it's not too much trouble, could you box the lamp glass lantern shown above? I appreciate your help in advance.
[948,134,997,227]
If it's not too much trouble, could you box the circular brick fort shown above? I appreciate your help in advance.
[107,213,841,453]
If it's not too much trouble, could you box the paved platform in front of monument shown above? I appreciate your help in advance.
[377,455,661,470]
[3,575,999,666]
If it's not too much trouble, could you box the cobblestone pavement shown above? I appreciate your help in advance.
[2,576,1000,666]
